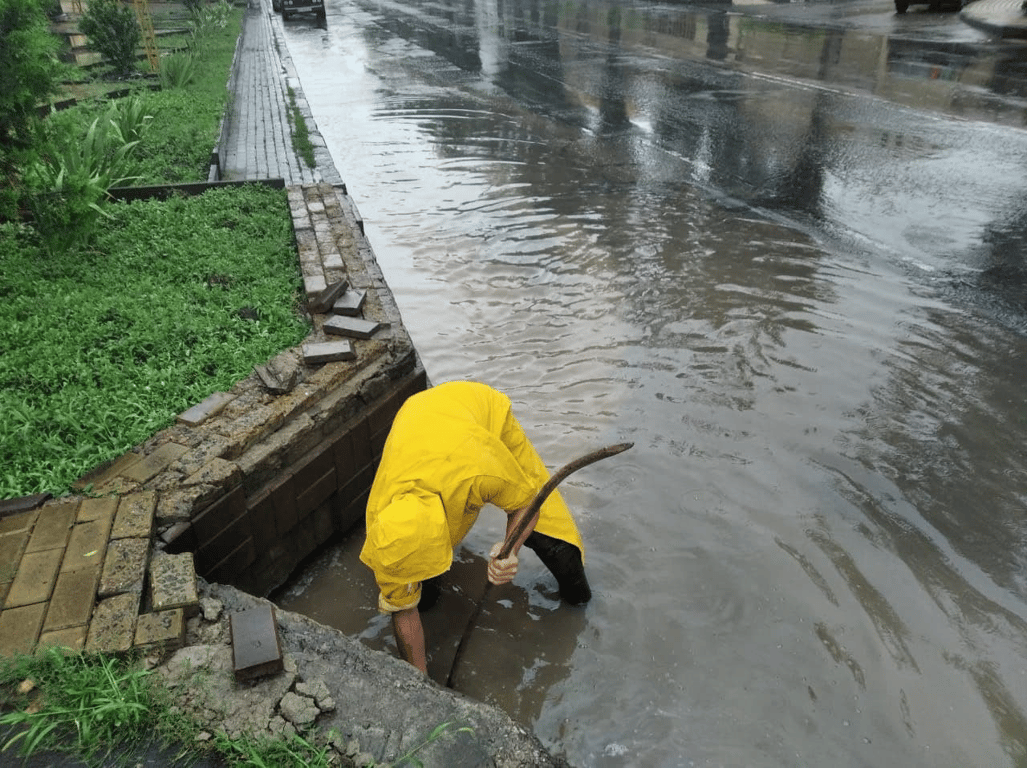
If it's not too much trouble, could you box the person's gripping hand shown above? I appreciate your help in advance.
[487,542,519,585]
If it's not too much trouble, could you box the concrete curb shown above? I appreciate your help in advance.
[960,0,1027,36]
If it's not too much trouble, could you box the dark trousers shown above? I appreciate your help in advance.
[420,531,591,611]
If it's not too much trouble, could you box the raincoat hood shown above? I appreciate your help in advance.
[360,492,452,584]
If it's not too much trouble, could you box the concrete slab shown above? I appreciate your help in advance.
[77,495,118,524]
[135,609,186,653]
[62,518,112,572]
[177,392,236,427]
[0,530,30,584]
[303,340,356,364]
[0,510,37,536]
[38,623,87,652]
[74,451,144,491]
[307,279,349,314]
[332,289,366,316]
[85,592,139,654]
[98,538,150,597]
[120,443,189,483]
[150,552,199,614]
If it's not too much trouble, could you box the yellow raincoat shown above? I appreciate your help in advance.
[360,381,585,612]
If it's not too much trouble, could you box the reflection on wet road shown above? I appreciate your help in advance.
[272,0,1027,764]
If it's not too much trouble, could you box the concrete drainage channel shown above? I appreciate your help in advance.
[0,182,569,765]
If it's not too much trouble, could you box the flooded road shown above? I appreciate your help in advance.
[271,0,1027,764]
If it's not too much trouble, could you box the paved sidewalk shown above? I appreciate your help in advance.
[221,0,341,184]
[961,0,1027,36]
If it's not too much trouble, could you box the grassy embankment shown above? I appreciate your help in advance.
[0,3,311,500]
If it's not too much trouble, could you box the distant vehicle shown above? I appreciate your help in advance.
[272,0,281,10]
[281,0,325,21]
[894,0,969,13]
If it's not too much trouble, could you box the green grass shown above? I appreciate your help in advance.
[0,185,309,498]
[286,86,316,169]
[0,648,476,767]
[0,3,312,499]
[0,647,157,761]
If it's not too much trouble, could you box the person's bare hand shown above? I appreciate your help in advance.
[487,542,518,585]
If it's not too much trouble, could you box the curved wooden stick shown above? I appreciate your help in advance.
[445,442,633,689]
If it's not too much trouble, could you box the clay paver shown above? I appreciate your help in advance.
[0,603,47,656]
[110,491,157,540]
[0,531,30,584]
[38,624,87,652]
[177,392,235,427]
[98,538,150,597]
[230,604,284,681]
[303,341,356,364]
[78,496,118,524]
[43,566,101,632]
[323,315,386,339]
[25,501,76,553]
[63,519,112,572]
[5,548,63,608]
[0,510,37,536]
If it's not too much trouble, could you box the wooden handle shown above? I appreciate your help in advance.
[498,441,634,559]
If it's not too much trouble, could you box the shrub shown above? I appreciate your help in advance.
[79,0,142,77]
[23,98,148,255]
[0,0,66,219]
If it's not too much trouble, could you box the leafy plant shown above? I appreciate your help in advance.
[79,0,142,77]
[160,51,196,89]
[189,0,231,53]
[23,105,144,256]
[107,95,154,146]
[286,86,315,168]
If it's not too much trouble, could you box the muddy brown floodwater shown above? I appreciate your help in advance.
[273,0,1027,764]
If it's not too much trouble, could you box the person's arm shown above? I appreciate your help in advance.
[392,607,428,673]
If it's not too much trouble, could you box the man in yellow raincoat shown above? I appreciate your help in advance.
[360,380,591,673]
